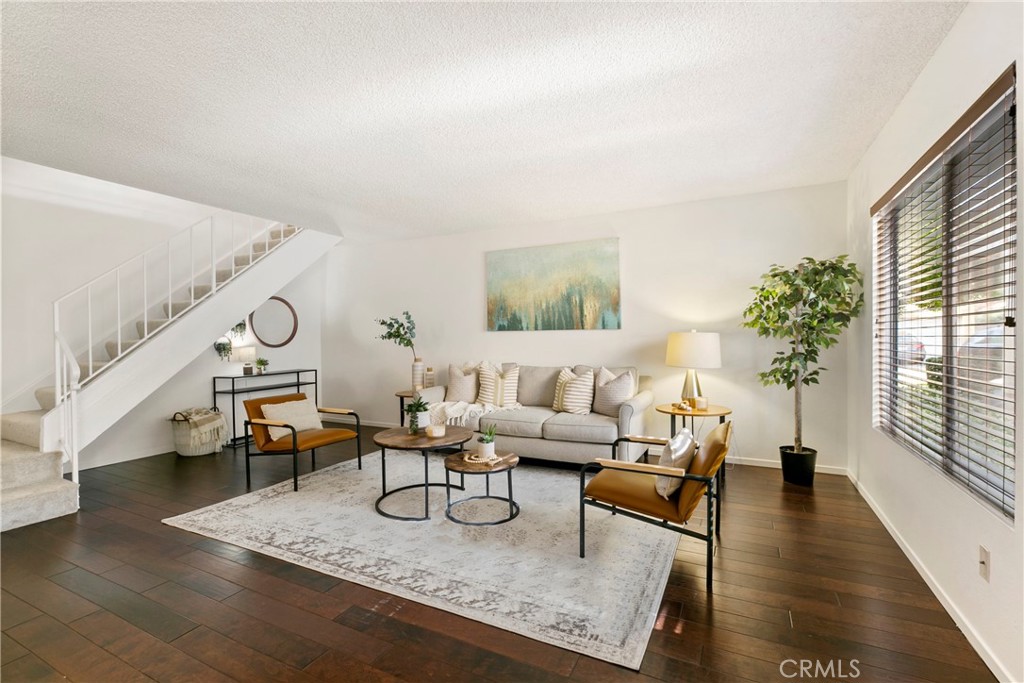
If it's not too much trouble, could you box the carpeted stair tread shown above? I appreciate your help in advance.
[1,478,78,532]
[252,239,283,254]
[270,225,297,239]
[78,360,110,377]
[161,301,193,318]
[136,319,169,337]
[104,339,141,360]
[1,411,45,449]
[1,441,62,490]
[34,386,57,411]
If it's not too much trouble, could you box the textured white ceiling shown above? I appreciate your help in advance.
[2,2,964,241]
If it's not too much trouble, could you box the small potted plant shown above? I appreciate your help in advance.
[255,358,270,375]
[742,255,863,486]
[404,396,429,435]
[476,424,497,460]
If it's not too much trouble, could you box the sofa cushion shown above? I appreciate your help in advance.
[553,367,594,415]
[445,363,479,403]
[478,362,521,408]
[542,412,618,444]
[592,367,636,417]
[479,407,556,439]
[516,366,562,407]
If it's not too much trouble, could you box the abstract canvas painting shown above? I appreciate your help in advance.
[486,238,621,331]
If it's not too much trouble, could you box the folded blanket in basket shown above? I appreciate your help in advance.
[176,408,227,447]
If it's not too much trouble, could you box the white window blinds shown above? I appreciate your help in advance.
[873,68,1017,519]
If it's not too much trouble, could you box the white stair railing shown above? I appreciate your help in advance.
[53,332,81,487]
[51,212,301,473]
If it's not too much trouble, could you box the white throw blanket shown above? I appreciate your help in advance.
[427,400,514,427]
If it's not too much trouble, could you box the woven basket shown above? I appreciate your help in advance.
[171,408,226,457]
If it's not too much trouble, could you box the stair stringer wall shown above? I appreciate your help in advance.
[41,229,342,453]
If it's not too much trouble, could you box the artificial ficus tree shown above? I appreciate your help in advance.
[742,255,864,452]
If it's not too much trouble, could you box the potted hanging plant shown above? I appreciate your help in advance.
[742,255,863,486]
[375,311,424,389]
[404,396,430,435]
[214,338,232,361]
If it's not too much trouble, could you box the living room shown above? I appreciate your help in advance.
[1,2,1022,682]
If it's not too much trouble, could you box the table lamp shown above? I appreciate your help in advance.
[231,345,257,375]
[665,330,721,409]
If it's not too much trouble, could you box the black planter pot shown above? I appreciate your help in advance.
[779,446,818,486]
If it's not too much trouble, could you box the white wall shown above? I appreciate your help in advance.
[323,181,851,471]
[845,3,1023,681]
[80,263,326,469]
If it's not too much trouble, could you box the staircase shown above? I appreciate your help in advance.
[1,218,341,532]
[1,390,76,532]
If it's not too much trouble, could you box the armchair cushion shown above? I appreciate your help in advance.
[261,398,322,440]
[655,429,698,500]
[261,427,358,452]
[584,469,685,523]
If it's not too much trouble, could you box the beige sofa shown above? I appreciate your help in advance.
[417,365,652,464]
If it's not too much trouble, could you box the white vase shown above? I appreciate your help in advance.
[412,357,425,390]
[477,440,495,460]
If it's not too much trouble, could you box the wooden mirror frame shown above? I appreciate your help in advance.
[248,296,298,348]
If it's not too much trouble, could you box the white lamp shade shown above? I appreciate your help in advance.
[231,346,257,363]
[665,331,721,369]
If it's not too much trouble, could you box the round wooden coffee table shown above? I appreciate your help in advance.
[443,451,520,526]
[373,426,473,521]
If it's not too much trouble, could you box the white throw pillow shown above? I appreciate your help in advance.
[592,367,636,417]
[552,367,594,415]
[445,363,479,403]
[261,398,323,441]
[477,362,520,408]
[655,429,698,500]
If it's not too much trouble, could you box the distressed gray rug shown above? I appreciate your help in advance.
[163,452,677,669]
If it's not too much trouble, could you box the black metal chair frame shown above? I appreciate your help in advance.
[579,436,722,592]
[244,410,361,492]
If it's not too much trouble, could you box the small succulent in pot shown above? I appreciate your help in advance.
[405,396,430,434]
[255,357,269,374]
[476,424,497,459]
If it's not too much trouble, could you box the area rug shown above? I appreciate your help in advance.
[163,453,677,669]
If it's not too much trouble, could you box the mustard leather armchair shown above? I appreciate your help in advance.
[243,392,361,491]
[580,421,732,592]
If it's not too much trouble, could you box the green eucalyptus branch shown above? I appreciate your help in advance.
[375,311,418,359]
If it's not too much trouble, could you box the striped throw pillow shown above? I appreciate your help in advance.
[552,367,594,415]
[592,367,636,417]
[478,363,520,408]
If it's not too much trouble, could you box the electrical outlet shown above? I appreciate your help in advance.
[979,545,990,582]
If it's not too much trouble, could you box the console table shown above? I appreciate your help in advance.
[213,369,318,446]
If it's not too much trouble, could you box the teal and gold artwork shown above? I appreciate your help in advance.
[486,238,621,331]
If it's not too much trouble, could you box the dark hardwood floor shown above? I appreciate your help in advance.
[1,431,996,682]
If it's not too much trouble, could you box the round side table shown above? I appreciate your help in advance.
[373,426,472,521]
[655,403,732,436]
[443,452,520,526]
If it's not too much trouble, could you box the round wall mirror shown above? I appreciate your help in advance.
[249,296,298,348]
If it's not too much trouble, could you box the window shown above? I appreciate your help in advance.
[873,66,1017,519]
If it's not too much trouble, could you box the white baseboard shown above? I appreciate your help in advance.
[847,473,1010,682]
[728,455,848,476]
